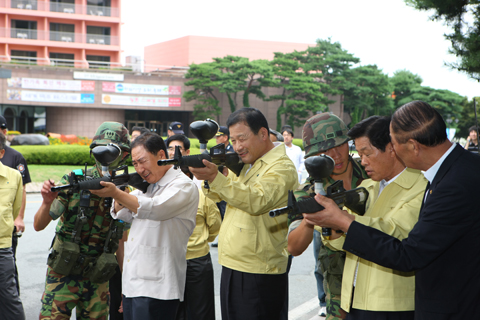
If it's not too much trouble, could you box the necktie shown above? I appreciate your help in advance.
[423,181,431,203]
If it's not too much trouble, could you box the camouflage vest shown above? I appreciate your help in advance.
[53,166,117,256]
[293,156,368,295]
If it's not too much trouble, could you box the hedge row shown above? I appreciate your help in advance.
[11,138,304,165]
[11,145,97,165]
[10,145,202,165]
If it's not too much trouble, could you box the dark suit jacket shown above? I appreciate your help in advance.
[343,144,480,320]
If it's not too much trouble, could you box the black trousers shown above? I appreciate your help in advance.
[176,253,215,320]
[123,296,180,320]
[0,247,25,320]
[109,264,123,320]
[12,228,19,295]
[220,266,288,320]
[346,308,415,320]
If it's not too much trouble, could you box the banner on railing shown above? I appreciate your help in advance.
[74,72,124,81]
[7,77,95,91]
[7,90,95,104]
[102,82,181,95]
[102,94,181,107]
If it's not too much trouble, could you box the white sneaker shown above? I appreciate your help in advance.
[318,306,326,317]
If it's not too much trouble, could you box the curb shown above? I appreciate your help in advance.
[26,182,43,193]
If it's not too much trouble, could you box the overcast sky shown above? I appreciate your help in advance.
[121,0,479,99]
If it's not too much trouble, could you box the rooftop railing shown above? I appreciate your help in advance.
[1,27,119,45]
[0,55,190,76]
[1,0,119,17]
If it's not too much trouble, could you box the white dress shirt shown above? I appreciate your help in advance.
[285,143,304,182]
[423,142,456,183]
[423,142,456,202]
[378,168,405,197]
[112,167,199,301]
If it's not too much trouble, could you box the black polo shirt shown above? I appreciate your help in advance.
[1,146,31,185]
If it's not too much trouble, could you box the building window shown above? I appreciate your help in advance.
[86,26,110,45]
[86,55,110,69]
[87,0,111,16]
[50,23,75,42]
[11,20,37,40]
[34,107,46,133]
[50,0,75,13]
[11,50,37,64]
[11,0,37,10]
[50,52,74,67]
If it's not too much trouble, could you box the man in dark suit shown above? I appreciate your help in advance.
[308,100,480,320]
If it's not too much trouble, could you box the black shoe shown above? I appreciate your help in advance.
[211,243,218,247]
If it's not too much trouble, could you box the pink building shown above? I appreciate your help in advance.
[145,35,314,70]
[0,26,343,138]
[145,36,344,134]
[0,0,121,67]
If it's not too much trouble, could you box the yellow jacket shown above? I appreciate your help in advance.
[186,189,222,260]
[204,143,298,274]
[0,162,22,249]
[328,168,427,312]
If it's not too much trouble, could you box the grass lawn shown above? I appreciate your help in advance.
[29,165,136,183]
[29,165,76,183]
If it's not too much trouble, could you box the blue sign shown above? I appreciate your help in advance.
[81,94,95,104]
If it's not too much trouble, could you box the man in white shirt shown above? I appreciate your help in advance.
[91,132,199,320]
[282,128,304,183]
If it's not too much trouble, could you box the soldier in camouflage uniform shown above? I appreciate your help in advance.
[33,122,131,320]
[287,113,367,320]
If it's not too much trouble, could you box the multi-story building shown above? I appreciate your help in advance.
[144,35,314,72]
[0,3,342,138]
[0,0,194,137]
[0,0,121,67]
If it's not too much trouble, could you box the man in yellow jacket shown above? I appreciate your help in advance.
[317,116,427,320]
[0,131,25,319]
[190,107,298,320]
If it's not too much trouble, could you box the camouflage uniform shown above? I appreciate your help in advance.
[40,122,130,320]
[291,113,368,320]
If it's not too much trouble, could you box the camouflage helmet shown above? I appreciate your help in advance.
[90,122,131,152]
[302,113,349,158]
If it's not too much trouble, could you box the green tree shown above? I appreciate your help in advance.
[390,69,423,108]
[282,75,329,128]
[396,85,464,121]
[213,56,276,112]
[183,63,223,120]
[269,51,329,130]
[343,65,394,125]
[268,39,359,130]
[456,97,480,139]
[302,38,360,109]
[405,0,480,80]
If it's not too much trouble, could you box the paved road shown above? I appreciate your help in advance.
[18,193,323,319]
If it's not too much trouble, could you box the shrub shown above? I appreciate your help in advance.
[293,138,303,149]
[12,145,96,165]
[12,145,137,166]
[11,136,303,166]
